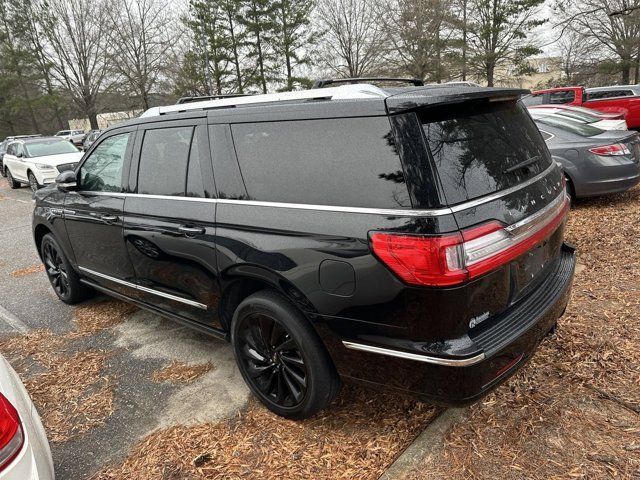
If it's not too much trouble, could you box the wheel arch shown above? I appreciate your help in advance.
[219,264,318,332]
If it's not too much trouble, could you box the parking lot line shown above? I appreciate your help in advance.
[0,304,29,333]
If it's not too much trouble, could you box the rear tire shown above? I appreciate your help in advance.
[231,289,341,419]
[41,234,93,304]
[6,169,19,189]
[565,175,576,202]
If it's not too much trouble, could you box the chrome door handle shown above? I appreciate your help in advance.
[178,225,205,236]
[100,214,118,223]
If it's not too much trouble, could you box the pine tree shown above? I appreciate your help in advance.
[239,0,279,93]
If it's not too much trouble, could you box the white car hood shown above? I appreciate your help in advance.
[31,152,83,166]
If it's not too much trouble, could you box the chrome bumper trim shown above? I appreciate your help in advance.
[342,341,486,367]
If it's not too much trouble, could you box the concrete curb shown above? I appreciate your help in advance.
[380,407,468,479]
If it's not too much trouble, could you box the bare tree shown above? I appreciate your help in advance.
[556,0,640,84]
[556,27,601,84]
[106,0,176,110]
[317,0,386,77]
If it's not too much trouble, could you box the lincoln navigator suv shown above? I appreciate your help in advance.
[32,83,576,418]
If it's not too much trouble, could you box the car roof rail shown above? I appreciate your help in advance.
[139,84,388,118]
[176,94,253,104]
[311,77,424,89]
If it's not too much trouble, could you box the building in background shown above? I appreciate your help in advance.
[68,110,143,131]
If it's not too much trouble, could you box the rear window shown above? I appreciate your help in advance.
[521,94,543,106]
[421,100,552,205]
[231,117,410,208]
[587,90,634,100]
[535,115,605,137]
[549,90,575,104]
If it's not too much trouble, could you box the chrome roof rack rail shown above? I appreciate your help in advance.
[140,84,389,118]
[176,94,252,104]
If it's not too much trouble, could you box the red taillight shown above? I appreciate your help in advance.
[0,393,23,471]
[370,194,569,287]
[589,143,631,156]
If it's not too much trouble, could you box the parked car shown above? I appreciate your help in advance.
[33,83,576,418]
[528,105,628,130]
[54,129,86,146]
[0,353,55,479]
[534,115,640,198]
[522,85,640,129]
[4,137,83,192]
[81,130,101,150]
[1,136,42,177]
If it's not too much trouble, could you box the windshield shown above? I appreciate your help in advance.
[535,115,605,137]
[421,100,552,205]
[25,139,79,157]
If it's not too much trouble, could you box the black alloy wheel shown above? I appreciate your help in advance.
[28,172,40,192]
[236,312,308,408]
[43,240,70,300]
[231,289,341,419]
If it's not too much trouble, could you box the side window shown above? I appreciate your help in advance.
[15,144,25,157]
[186,126,205,198]
[231,117,410,208]
[137,126,192,196]
[6,144,14,156]
[549,90,574,104]
[540,130,553,141]
[209,125,247,200]
[79,133,130,192]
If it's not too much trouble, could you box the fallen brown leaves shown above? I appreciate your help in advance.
[406,186,640,480]
[0,299,137,443]
[93,387,440,480]
[152,360,214,384]
[9,264,45,277]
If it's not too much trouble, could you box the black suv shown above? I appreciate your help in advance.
[32,83,576,418]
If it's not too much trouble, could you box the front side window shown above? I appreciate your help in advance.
[231,117,410,208]
[79,133,130,192]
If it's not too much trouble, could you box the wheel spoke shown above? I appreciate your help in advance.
[282,363,306,389]
[274,335,296,352]
[241,343,269,364]
[274,370,286,404]
[247,363,275,379]
[280,352,305,368]
[282,368,303,403]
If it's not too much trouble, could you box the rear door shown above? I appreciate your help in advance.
[64,128,137,296]
[122,118,222,328]
[416,98,567,320]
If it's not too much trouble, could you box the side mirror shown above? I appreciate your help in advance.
[16,152,24,158]
[55,170,77,191]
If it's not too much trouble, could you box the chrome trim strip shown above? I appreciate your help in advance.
[342,341,486,367]
[505,189,567,235]
[78,266,208,310]
[449,162,556,213]
[75,162,555,217]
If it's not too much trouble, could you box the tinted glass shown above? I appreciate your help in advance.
[521,94,543,106]
[587,90,633,100]
[209,125,247,200]
[422,100,552,205]
[232,118,410,208]
[80,133,130,192]
[540,131,553,141]
[186,126,205,198]
[549,90,575,104]
[25,139,78,157]
[138,126,193,196]
[535,115,605,137]
[6,144,14,155]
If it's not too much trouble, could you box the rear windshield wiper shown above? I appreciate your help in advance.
[503,156,539,174]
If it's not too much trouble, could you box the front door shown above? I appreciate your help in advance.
[122,121,221,328]
[64,130,137,296]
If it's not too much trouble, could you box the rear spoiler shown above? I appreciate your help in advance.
[385,86,530,114]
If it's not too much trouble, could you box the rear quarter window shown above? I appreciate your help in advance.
[231,117,410,209]
[421,100,552,205]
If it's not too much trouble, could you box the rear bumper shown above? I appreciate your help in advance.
[330,244,576,404]
[576,163,640,198]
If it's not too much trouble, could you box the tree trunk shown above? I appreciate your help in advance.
[486,63,494,87]
[621,54,631,84]
[255,30,267,93]
[227,12,243,93]
[88,112,99,130]
[462,0,467,81]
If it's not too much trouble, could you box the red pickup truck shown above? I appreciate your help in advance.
[522,85,640,129]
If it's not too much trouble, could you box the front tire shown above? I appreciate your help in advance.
[6,169,19,189]
[231,289,341,419]
[28,171,41,192]
[0,163,6,178]
[41,234,92,304]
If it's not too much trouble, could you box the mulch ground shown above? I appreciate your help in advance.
[9,264,45,277]
[0,299,137,442]
[405,186,640,479]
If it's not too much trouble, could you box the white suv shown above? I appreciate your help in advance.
[4,137,83,191]
[54,129,86,146]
